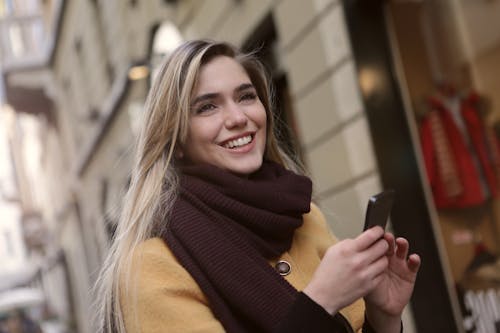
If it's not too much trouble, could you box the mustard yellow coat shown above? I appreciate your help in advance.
[120,204,365,332]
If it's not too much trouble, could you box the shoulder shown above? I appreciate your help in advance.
[132,237,171,261]
[120,238,222,332]
[128,238,174,276]
[120,237,208,315]
[125,237,203,293]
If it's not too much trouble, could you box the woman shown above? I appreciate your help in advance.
[95,40,420,333]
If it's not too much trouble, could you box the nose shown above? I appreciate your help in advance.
[224,103,248,128]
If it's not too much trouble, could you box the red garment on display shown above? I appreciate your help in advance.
[419,93,500,209]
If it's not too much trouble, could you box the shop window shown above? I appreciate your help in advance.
[384,1,500,331]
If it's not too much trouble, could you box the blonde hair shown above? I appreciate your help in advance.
[94,40,304,332]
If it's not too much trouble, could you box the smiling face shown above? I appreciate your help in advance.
[182,55,267,175]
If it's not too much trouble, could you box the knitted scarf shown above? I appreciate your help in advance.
[161,161,312,332]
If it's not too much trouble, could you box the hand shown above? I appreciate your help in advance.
[364,234,421,332]
[303,227,390,315]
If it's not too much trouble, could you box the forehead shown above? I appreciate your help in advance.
[194,56,251,94]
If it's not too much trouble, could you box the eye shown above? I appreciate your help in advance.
[239,92,257,103]
[195,103,217,114]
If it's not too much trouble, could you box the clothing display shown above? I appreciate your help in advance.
[120,162,376,332]
[419,92,500,209]
[419,89,500,332]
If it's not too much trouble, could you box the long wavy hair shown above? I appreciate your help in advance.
[94,39,304,332]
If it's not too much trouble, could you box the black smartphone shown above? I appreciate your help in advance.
[363,190,395,231]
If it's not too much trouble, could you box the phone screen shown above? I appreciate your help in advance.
[363,190,395,231]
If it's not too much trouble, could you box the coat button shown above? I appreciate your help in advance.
[275,260,291,276]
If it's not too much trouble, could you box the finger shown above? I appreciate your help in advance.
[365,255,389,281]
[355,226,385,250]
[407,254,421,273]
[383,233,396,256]
[395,237,410,259]
[359,238,389,265]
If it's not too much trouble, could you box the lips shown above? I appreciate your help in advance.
[219,132,255,149]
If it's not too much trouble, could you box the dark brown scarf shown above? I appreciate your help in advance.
[161,161,312,332]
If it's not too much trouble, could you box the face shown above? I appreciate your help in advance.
[182,55,267,175]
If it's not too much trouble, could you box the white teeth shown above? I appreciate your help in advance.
[224,135,252,149]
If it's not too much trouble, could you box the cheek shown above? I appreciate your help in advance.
[184,119,222,161]
[187,120,216,144]
[256,104,268,129]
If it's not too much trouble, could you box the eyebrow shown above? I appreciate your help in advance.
[191,83,255,106]
[236,83,254,93]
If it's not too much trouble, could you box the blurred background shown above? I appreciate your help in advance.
[0,0,499,332]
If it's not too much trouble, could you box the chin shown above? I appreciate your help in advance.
[226,158,263,176]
